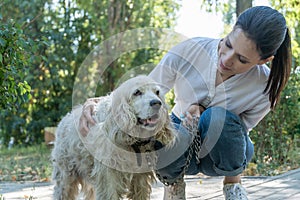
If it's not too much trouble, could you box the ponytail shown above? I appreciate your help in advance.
[263,28,292,109]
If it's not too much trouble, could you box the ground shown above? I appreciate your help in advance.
[1,168,300,199]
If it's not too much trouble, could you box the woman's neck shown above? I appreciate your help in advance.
[216,70,234,86]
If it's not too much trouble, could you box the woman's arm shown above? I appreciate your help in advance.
[240,98,271,132]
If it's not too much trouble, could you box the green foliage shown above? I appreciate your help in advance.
[0,0,180,145]
[200,0,236,24]
[271,0,300,64]
[165,89,175,112]
[0,0,50,144]
[74,0,179,94]
[0,19,33,111]
[250,70,300,175]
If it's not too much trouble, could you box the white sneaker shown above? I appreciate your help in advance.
[223,183,248,200]
[163,177,186,200]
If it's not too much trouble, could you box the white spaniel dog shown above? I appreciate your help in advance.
[51,75,176,200]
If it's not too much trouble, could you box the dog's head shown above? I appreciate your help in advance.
[109,75,174,145]
[86,75,176,172]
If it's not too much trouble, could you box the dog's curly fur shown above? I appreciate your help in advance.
[51,75,176,200]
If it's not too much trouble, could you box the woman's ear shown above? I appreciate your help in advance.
[258,55,274,65]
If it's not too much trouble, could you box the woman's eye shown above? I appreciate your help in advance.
[225,40,232,48]
[239,58,248,64]
[239,56,249,64]
[133,89,142,96]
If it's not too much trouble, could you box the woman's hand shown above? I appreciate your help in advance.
[79,98,101,136]
[180,104,206,128]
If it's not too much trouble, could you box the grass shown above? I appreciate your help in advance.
[0,144,52,182]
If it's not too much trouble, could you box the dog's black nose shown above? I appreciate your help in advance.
[150,99,162,109]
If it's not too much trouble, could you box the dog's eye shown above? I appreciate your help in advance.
[133,89,142,96]
[155,90,160,96]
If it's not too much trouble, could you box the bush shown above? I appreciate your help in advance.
[248,71,300,175]
[0,18,34,111]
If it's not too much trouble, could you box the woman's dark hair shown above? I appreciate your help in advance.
[234,6,292,109]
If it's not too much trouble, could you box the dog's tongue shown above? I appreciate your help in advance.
[146,117,158,125]
[139,114,159,126]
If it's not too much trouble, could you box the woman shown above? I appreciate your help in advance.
[79,6,291,200]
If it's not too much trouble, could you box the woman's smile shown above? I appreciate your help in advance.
[219,60,231,71]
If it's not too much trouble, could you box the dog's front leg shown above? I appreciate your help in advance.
[127,173,154,200]
[95,191,119,200]
[93,167,125,200]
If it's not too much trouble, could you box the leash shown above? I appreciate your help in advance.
[155,117,202,186]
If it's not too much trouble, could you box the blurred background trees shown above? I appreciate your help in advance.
[0,0,179,145]
[0,0,299,175]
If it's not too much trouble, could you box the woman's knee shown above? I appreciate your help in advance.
[199,135,253,176]
[199,107,247,140]
[198,107,253,176]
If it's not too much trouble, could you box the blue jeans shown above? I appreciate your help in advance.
[156,107,254,184]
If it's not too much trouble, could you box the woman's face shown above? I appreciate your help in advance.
[218,28,268,79]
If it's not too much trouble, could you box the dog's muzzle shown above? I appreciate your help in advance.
[137,114,160,127]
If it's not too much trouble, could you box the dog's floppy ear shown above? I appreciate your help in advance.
[154,100,177,147]
[158,112,177,146]
[110,89,136,132]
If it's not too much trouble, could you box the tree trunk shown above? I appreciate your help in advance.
[236,0,252,17]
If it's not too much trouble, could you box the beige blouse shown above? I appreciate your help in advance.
[149,37,271,132]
